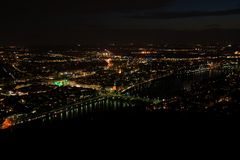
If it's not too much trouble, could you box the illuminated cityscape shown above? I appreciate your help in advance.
[1,0,240,142]
[0,43,240,131]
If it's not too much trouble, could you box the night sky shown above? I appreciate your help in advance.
[1,0,240,45]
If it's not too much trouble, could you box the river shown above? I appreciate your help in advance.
[136,67,235,99]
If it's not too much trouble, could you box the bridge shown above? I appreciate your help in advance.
[8,95,146,128]
[5,93,177,129]
[120,71,174,95]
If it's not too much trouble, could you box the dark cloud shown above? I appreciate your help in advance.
[129,8,240,19]
[0,0,173,15]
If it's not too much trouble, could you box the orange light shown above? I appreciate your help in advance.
[207,62,214,69]
[105,58,113,68]
[108,63,113,68]
[118,69,122,74]
[1,118,12,129]
[105,58,112,64]
[112,86,117,91]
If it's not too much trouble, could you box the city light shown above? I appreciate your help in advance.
[1,42,240,132]
[1,118,13,129]
[53,80,69,87]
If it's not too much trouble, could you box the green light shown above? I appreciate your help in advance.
[53,81,63,87]
[52,79,69,87]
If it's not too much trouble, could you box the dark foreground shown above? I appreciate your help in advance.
[1,111,240,144]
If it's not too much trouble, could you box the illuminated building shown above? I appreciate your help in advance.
[1,118,13,129]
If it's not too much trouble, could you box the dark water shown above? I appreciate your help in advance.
[138,69,227,99]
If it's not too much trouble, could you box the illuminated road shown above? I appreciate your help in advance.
[12,64,27,73]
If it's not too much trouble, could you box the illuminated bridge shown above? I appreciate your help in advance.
[5,93,178,129]
[121,72,174,96]
[7,95,146,128]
